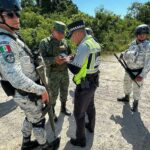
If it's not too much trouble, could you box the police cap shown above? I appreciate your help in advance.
[67,20,85,38]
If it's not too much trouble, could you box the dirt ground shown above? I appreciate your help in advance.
[1,55,150,150]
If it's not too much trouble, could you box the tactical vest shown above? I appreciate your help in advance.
[74,36,101,85]
[0,32,40,99]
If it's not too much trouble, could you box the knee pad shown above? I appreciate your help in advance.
[32,118,45,128]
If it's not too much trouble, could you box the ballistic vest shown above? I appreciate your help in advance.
[74,36,101,85]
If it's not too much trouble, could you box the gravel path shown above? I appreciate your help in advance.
[0,55,150,150]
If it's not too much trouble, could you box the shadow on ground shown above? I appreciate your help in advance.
[110,103,150,150]
[0,99,17,118]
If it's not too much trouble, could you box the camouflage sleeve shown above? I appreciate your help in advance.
[0,40,46,95]
[39,39,55,65]
[140,43,150,78]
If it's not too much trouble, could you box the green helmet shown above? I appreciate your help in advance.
[135,24,149,35]
[0,0,21,12]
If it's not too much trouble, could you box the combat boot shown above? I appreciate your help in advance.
[21,136,39,150]
[41,137,60,150]
[52,106,58,122]
[117,95,130,102]
[61,102,71,116]
[131,100,138,112]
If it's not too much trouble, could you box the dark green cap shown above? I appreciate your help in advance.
[53,21,66,33]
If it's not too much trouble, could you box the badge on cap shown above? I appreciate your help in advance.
[0,45,15,63]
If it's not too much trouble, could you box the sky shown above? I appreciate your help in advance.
[72,0,149,17]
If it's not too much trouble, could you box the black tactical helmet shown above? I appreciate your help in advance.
[0,0,21,12]
[135,24,149,35]
[85,27,94,36]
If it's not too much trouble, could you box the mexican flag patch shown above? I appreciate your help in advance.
[0,45,15,63]
[0,45,11,53]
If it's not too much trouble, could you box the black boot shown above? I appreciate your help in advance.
[117,95,130,102]
[131,100,138,112]
[21,136,39,150]
[52,105,58,122]
[41,137,61,150]
[61,102,71,116]
[70,138,86,147]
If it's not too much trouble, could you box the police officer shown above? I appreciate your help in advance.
[0,0,57,149]
[117,24,150,112]
[39,21,72,121]
[67,20,101,147]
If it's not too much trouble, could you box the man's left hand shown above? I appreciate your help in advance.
[135,75,143,82]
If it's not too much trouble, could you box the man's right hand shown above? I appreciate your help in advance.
[41,91,49,103]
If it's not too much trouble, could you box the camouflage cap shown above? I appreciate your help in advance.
[53,21,66,34]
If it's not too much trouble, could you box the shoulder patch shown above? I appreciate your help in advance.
[0,45,15,63]
[0,45,12,53]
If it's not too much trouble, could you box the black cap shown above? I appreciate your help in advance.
[0,0,21,12]
[67,20,85,38]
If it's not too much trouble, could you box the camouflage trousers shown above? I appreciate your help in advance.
[124,72,143,100]
[13,91,46,145]
[47,70,69,106]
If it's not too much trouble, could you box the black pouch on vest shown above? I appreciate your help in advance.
[0,80,15,96]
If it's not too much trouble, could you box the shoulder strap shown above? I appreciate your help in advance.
[0,32,33,58]
[0,32,17,41]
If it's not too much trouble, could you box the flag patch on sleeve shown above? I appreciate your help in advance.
[0,45,11,53]
[0,45,15,63]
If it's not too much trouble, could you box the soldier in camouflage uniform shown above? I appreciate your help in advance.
[0,0,58,149]
[117,24,150,112]
[39,21,72,121]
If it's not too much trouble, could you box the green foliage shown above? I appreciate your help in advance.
[126,2,150,25]
[19,0,148,53]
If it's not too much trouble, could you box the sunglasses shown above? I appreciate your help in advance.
[2,11,20,19]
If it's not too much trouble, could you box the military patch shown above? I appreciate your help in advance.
[0,45,15,63]
[3,51,15,63]
[0,45,11,53]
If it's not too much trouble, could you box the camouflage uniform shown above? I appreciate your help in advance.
[122,40,150,100]
[39,22,71,107]
[0,28,47,145]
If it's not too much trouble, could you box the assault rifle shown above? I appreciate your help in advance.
[114,53,140,88]
[36,65,61,148]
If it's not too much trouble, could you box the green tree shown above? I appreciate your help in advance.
[127,2,150,25]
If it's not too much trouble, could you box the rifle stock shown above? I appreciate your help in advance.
[114,53,140,88]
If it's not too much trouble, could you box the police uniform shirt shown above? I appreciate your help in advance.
[68,35,91,74]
